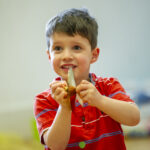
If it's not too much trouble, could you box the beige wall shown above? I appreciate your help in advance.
[0,0,150,137]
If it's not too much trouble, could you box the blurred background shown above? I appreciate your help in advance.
[0,0,150,149]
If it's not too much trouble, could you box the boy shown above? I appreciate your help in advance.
[34,8,140,150]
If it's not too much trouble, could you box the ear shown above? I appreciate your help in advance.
[90,47,100,64]
[46,50,51,60]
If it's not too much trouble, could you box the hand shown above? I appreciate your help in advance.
[49,81,71,110]
[76,80,102,107]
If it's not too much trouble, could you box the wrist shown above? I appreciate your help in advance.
[58,105,72,113]
[95,95,106,109]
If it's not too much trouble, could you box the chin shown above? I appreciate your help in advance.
[60,74,67,81]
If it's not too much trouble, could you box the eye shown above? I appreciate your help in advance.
[53,46,62,51]
[73,45,81,50]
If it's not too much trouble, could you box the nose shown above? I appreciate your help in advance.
[62,49,73,61]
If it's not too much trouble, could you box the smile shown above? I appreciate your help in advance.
[61,64,77,69]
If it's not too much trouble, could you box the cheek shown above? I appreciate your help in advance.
[51,56,59,69]
[78,55,91,67]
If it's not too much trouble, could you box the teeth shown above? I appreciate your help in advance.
[62,66,74,69]
[63,66,71,69]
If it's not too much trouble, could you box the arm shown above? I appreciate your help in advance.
[43,81,72,150]
[96,95,140,126]
[76,80,140,126]
[44,106,71,150]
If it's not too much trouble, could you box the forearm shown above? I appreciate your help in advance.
[44,106,72,150]
[97,95,140,126]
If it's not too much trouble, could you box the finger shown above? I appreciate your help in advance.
[78,90,87,99]
[76,83,89,93]
[50,80,67,88]
[49,81,59,89]
[52,87,61,100]
[62,80,68,86]
[53,87,68,101]
[80,80,90,84]
[50,81,67,93]
[55,90,68,102]
[50,83,58,94]
[55,87,64,95]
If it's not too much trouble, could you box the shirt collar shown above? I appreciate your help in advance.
[89,73,98,86]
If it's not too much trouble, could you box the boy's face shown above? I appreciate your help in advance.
[47,32,99,85]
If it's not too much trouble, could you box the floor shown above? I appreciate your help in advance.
[0,134,150,150]
[125,138,150,150]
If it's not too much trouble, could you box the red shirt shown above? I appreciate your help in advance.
[34,73,134,150]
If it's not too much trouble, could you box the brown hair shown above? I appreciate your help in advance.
[45,8,98,50]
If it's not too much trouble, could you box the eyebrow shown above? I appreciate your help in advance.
[52,41,84,46]
[52,41,62,45]
[72,41,83,45]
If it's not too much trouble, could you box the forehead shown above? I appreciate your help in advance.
[50,32,90,46]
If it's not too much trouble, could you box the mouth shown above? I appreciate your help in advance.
[61,64,77,70]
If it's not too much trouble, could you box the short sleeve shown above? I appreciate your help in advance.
[33,89,58,144]
[98,77,134,103]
